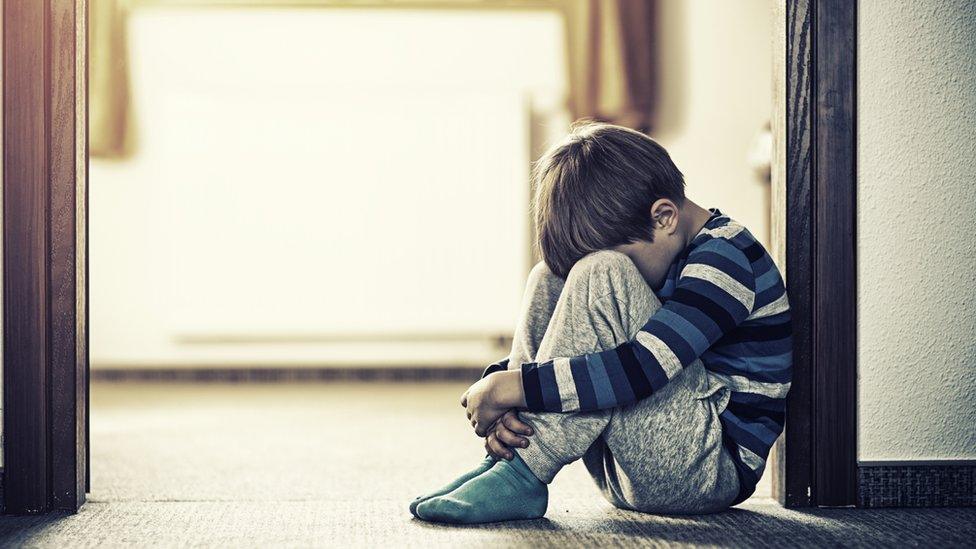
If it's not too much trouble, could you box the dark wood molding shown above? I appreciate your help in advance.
[785,0,814,508]
[811,0,857,508]
[2,0,50,515]
[2,0,89,514]
[784,0,857,507]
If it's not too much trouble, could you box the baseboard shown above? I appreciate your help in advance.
[858,461,976,507]
[90,366,485,383]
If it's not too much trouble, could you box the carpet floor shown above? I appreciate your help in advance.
[0,381,972,548]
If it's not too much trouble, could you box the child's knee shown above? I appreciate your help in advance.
[565,250,648,302]
[527,260,560,287]
[567,250,631,281]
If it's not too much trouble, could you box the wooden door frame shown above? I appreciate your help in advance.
[0,0,856,514]
[779,0,858,508]
[1,0,89,514]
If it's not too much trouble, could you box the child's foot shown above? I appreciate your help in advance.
[415,452,548,524]
[409,456,495,517]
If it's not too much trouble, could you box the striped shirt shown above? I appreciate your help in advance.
[487,209,792,503]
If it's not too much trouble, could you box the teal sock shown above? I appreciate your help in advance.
[415,452,548,524]
[409,456,495,518]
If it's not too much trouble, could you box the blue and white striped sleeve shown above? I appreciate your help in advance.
[519,238,757,413]
[481,357,510,378]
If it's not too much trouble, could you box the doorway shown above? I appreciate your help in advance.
[1,0,858,516]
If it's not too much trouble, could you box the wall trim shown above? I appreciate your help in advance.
[91,366,484,383]
[858,463,976,508]
[859,460,976,467]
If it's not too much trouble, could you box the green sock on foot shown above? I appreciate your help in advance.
[415,452,548,524]
[409,456,495,517]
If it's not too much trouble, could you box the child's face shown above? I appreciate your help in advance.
[614,235,680,290]
[612,199,685,289]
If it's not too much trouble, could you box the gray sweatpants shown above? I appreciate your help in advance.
[508,250,740,514]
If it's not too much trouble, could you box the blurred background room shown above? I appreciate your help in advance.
[85,0,776,505]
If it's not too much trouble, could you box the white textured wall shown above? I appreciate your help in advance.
[858,0,976,461]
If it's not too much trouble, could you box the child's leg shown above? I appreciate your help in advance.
[585,360,740,514]
[517,250,739,514]
[514,250,658,483]
[506,260,565,367]
[419,250,737,523]
[415,251,646,524]
[408,261,563,518]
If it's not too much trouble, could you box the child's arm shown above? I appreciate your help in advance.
[481,357,510,378]
[466,238,763,432]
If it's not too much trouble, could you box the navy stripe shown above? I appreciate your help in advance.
[618,342,653,400]
[720,412,772,457]
[727,399,786,426]
[601,349,636,406]
[482,359,508,378]
[755,284,787,308]
[728,394,787,414]
[671,287,739,334]
[666,300,722,342]
[715,320,793,345]
[750,253,775,277]
[712,337,793,356]
[571,355,598,411]
[521,363,545,412]
[632,341,669,391]
[537,361,562,411]
[741,241,765,262]
[645,318,699,366]
[723,434,759,505]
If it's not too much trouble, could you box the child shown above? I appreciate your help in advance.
[410,122,792,524]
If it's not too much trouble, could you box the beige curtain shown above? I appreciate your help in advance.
[90,0,131,158]
[562,0,658,131]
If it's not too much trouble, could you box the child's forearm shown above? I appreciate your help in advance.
[490,370,527,410]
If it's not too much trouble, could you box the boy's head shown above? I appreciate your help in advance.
[533,121,686,280]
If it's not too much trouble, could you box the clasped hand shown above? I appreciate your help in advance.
[460,370,532,460]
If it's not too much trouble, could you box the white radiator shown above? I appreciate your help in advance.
[89,8,567,367]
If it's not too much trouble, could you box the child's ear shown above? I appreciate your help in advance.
[650,199,679,234]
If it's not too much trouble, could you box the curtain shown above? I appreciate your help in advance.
[90,0,131,158]
[562,0,658,132]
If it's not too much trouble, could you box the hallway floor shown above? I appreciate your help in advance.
[0,381,973,547]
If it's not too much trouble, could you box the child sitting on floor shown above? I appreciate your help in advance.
[410,122,792,524]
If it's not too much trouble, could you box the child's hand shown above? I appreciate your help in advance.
[461,370,526,437]
[484,410,534,460]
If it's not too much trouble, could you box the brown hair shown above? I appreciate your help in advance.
[533,121,685,278]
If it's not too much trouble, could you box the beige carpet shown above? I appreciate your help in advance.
[0,381,973,547]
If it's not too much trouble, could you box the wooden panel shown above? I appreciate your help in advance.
[50,0,88,511]
[813,0,857,507]
[2,0,51,514]
[784,0,858,508]
[80,0,92,495]
[769,0,787,505]
[2,0,88,514]
[785,0,814,508]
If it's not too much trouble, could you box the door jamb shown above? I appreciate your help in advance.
[0,0,857,514]
[781,0,858,508]
[1,0,89,514]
